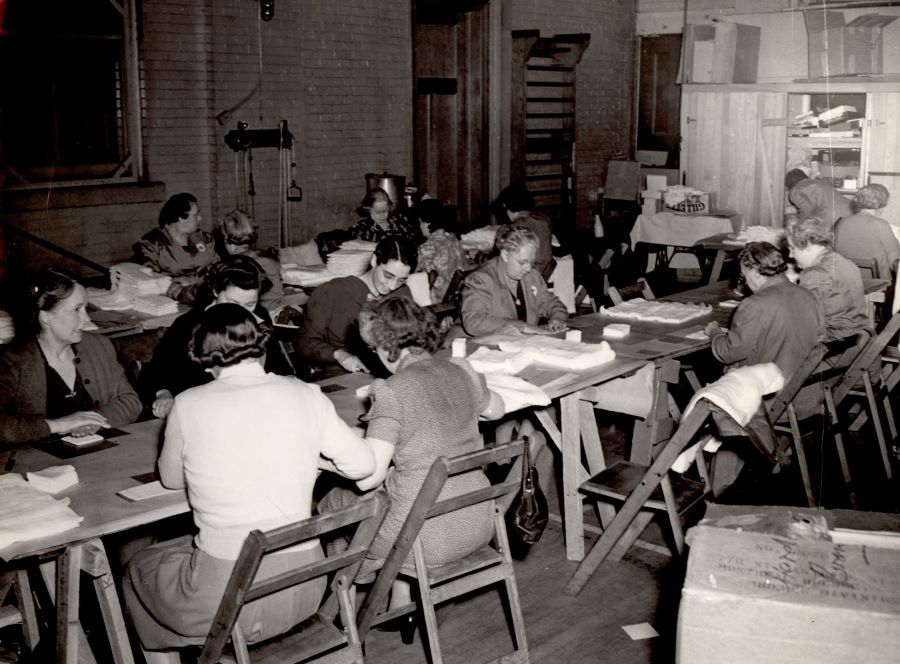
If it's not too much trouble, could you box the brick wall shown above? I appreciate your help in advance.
[506,0,637,230]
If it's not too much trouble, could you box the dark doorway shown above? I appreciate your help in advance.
[637,34,682,169]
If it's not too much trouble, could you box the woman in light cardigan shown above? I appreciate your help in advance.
[124,304,375,660]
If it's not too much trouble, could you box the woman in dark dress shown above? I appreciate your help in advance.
[140,255,294,418]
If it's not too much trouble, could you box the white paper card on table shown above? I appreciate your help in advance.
[355,384,372,399]
[117,480,182,502]
[622,623,659,640]
[684,330,708,340]
[61,433,105,447]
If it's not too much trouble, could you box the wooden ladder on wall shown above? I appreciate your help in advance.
[511,31,590,235]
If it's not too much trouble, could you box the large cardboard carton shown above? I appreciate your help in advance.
[805,11,898,79]
[677,524,900,664]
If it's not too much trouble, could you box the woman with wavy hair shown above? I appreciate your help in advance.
[319,296,503,621]
[124,303,374,661]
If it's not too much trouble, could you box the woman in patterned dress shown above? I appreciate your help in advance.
[319,296,504,612]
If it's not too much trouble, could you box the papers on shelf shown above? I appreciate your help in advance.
[26,465,79,493]
[0,474,83,550]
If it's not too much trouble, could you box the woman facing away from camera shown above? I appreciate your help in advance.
[124,303,375,662]
[298,235,417,377]
[834,183,900,280]
[0,269,141,444]
[318,296,504,624]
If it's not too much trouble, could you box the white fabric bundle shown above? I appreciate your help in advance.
[497,336,616,371]
[26,465,79,494]
[0,475,83,550]
[466,346,532,375]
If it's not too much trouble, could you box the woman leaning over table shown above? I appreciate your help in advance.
[319,296,504,623]
[139,255,294,419]
[124,304,375,660]
[297,235,416,377]
[785,214,871,349]
[133,192,218,303]
[0,269,141,444]
[461,226,567,337]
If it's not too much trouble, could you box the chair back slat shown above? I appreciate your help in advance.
[608,278,654,305]
[427,480,521,520]
[833,312,900,404]
[357,439,527,640]
[198,493,388,664]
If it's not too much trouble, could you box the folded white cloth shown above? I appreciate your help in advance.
[498,336,616,371]
[483,372,551,413]
[673,434,723,474]
[26,465,79,494]
[460,226,498,252]
[86,287,134,311]
[684,362,785,427]
[0,474,83,550]
[466,346,532,375]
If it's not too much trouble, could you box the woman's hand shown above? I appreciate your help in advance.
[335,350,369,373]
[47,411,109,436]
[704,321,724,338]
[152,390,175,419]
[546,319,568,333]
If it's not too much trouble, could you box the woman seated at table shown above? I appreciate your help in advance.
[297,235,416,377]
[212,207,307,316]
[785,214,871,348]
[492,185,554,278]
[461,226,568,337]
[705,242,824,382]
[140,255,294,419]
[349,188,422,244]
[319,296,504,619]
[788,177,853,227]
[415,198,467,303]
[133,193,218,303]
[834,183,900,280]
[0,270,141,444]
[703,243,824,497]
[124,303,375,660]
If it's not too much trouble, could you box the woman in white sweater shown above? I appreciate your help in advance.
[124,303,375,660]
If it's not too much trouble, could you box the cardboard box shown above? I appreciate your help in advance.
[677,524,900,664]
[663,191,715,215]
[684,23,761,84]
[805,11,898,79]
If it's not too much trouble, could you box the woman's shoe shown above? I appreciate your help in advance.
[374,614,416,644]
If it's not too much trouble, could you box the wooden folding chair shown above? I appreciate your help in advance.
[357,440,529,664]
[184,494,388,664]
[607,277,655,305]
[0,568,40,654]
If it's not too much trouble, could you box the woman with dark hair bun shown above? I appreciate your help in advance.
[705,241,823,382]
[124,303,375,658]
[0,269,141,444]
[140,254,294,419]
[320,295,503,617]
[298,235,417,377]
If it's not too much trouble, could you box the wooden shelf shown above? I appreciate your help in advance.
[787,136,861,149]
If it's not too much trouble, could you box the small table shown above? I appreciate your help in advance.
[630,211,743,276]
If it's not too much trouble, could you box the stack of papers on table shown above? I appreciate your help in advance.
[110,263,172,297]
[498,336,616,370]
[281,263,332,288]
[86,287,135,311]
[339,239,377,252]
[326,248,373,277]
[0,475,83,550]
[132,294,179,316]
[26,465,79,493]
[460,226,498,252]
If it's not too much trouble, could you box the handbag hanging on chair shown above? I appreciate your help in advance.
[510,435,549,548]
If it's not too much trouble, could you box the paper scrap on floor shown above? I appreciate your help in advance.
[0,474,83,549]
[622,623,659,640]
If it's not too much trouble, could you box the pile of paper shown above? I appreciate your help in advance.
[497,336,616,370]
[0,475,83,550]
[460,226,498,252]
[26,465,79,493]
[281,263,332,288]
[86,287,134,311]
[132,294,179,316]
[326,248,373,277]
[110,262,172,297]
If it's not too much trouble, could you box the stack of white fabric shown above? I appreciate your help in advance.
[0,475,83,550]
[460,226,498,253]
[86,287,134,311]
[26,465,79,494]
[326,248,374,277]
[281,263,332,288]
[466,346,532,375]
[132,294,179,316]
[498,336,616,371]
[110,262,172,297]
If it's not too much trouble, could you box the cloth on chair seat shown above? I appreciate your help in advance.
[684,363,784,427]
